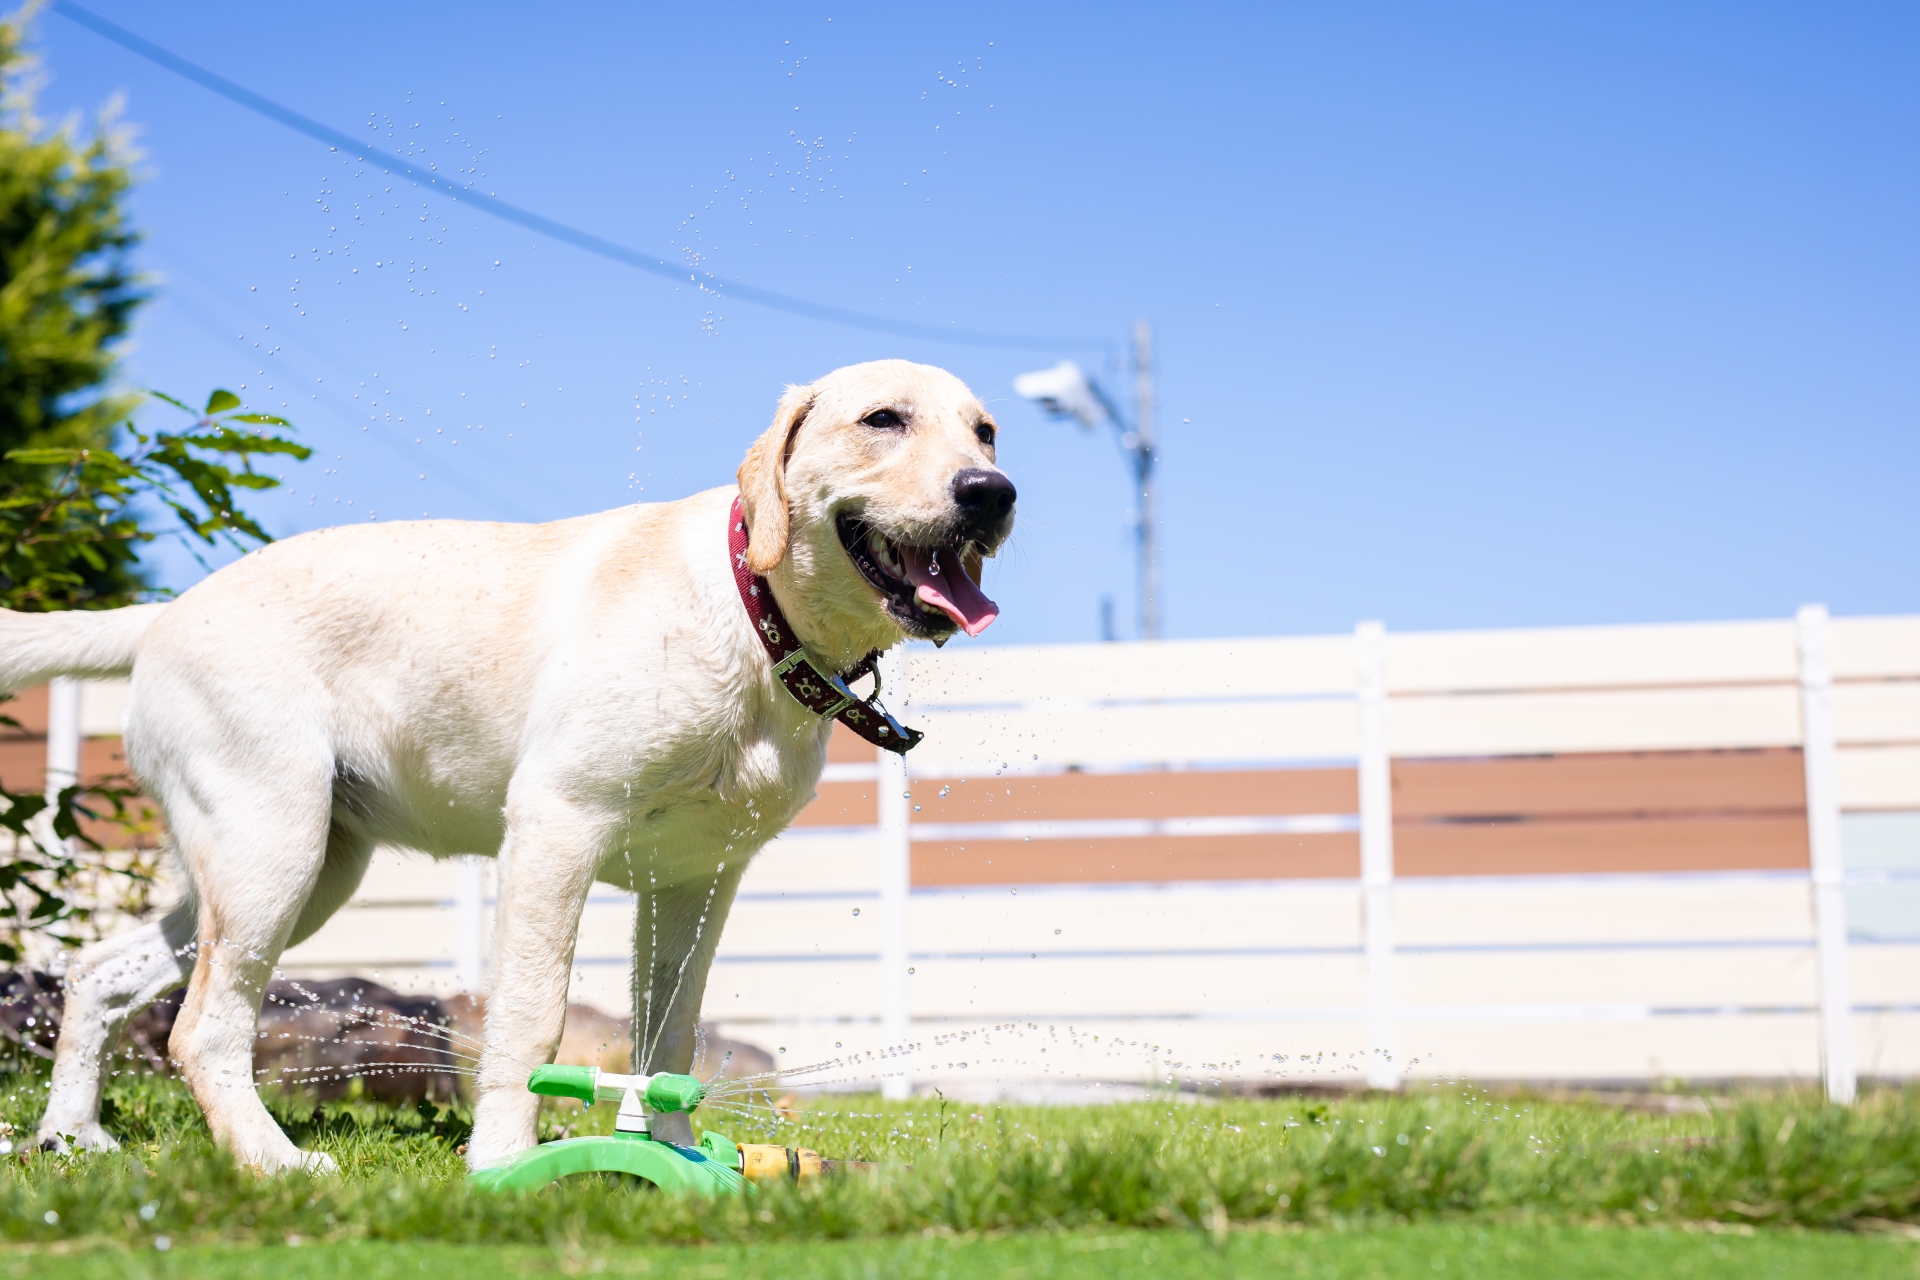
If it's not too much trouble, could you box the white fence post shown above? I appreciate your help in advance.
[44,676,81,796]
[37,677,83,860]
[1355,622,1398,1090]
[1797,604,1855,1104]
[455,857,487,993]
[877,648,913,1100]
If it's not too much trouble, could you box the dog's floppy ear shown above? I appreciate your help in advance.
[736,382,813,573]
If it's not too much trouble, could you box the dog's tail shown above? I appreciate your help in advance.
[0,603,169,692]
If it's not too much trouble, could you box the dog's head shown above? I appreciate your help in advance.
[737,359,1014,662]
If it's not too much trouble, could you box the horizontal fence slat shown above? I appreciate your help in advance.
[346,850,475,903]
[790,780,880,827]
[905,881,1363,952]
[1388,685,1803,757]
[1839,746,1920,811]
[906,768,1358,823]
[909,635,1358,705]
[281,906,457,967]
[903,953,1371,1018]
[1853,947,1920,1003]
[1832,617,1920,681]
[1394,872,1815,945]
[1383,620,1798,693]
[1834,681,1920,746]
[1396,815,1808,877]
[740,834,879,896]
[1398,949,1821,1007]
[78,678,131,738]
[907,700,1360,772]
[913,833,1359,886]
[1405,1015,1833,1081]
[1392,749,1804,819]
[699,959,881,1024]
[825,723,874,763]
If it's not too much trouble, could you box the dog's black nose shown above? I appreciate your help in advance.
[952,468,1017,518]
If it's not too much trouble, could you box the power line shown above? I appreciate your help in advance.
[50,1,1107,353]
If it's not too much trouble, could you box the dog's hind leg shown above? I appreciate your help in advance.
[38,821,372,1156]
[286,822,375,949]
[36,896,198,1153]
[163,775,339,1174]
[631,860,746,1146]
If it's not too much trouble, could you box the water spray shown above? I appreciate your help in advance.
[468,1064,835,1194]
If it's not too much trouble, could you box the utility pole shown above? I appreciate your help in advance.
[1131,321,1159,642]
[1015,322,1163,641]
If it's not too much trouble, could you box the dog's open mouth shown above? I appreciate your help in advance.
[837,515,999,638]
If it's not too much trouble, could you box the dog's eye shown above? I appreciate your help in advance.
[861,409,904,430]
[975,422,996,446]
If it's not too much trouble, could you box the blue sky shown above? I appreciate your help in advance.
[27,1,1919,644]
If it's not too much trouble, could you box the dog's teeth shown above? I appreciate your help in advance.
[869,531,902,575]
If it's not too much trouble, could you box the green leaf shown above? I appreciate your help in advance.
[203,389,241,414]
[4,446,87,465]
[146,390,194,414]
[227,413,293,427]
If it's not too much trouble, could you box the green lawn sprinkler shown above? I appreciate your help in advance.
[468,1065,828,1194]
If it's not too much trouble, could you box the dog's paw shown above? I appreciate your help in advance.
[34,1123,120,1154]
[296,1148,339,1175]
[240,1141,338,1176]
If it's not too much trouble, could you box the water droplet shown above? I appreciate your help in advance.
[779,1046,788,1054]
[938,785,950,797]
[908,967,916,974]
[1054,929,1061,935]
[851,907,861,916]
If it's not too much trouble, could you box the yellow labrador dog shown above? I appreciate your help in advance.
[4,359,1013,1173]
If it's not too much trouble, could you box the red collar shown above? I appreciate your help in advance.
[729,498,922,755]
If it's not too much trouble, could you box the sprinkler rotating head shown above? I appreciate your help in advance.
[528,1064,707,1113]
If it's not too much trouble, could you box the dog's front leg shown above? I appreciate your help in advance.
[466,790,611,1171]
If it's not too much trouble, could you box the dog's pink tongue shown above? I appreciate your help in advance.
[899,546,999,637]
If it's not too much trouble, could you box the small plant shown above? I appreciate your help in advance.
[0,388,308,962]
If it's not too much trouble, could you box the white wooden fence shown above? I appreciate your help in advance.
[38,608,1920,1097]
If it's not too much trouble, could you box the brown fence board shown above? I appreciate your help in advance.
[1,684,48,736]
[826,722,872,764]
[912,833,1359,886]
[1395,815,1808,876]
[1392,749,1804,818]
[0,739,44,792]
[908,768,1358,824]
[790,780,879,827]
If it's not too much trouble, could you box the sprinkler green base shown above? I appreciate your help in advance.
[469,1129,746,1194]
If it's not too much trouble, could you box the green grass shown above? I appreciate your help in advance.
[7,1225,1919,1280]
[2,1069,1917,1275]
